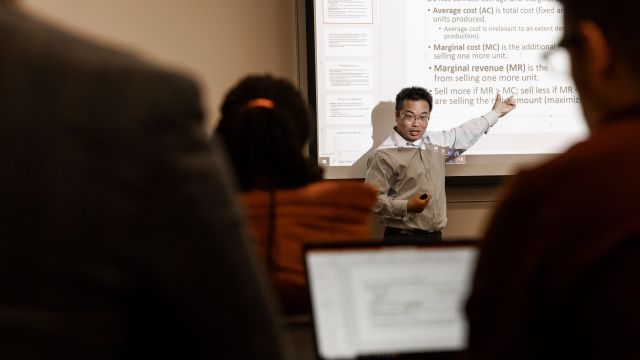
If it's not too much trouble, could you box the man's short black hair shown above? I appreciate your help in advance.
[558,0,640,79]
[395,86,433,114]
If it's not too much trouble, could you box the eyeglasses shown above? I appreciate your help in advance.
[400,113,429,123]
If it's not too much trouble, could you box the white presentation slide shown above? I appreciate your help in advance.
[323,0,374,24]
[325,95,374,125]
[325,61,374,90]
[322,128,373,166]
[324,28,373,57]
[311,0,589,178]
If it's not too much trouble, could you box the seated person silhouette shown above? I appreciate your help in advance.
[215,75,377,314]
[0,3,288,359]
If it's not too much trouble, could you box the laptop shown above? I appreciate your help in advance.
[304,241,478,360]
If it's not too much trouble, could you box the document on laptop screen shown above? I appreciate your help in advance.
[306,246,478,359]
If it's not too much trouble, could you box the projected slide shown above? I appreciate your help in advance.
[311,0,587,178]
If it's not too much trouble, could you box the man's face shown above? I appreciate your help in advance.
[395,100,430,142]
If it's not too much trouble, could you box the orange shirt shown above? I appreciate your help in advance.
[242,180,377,314]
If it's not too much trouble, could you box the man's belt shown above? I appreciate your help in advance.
[384,226,442,239]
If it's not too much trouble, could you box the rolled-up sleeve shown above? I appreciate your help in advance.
[429,111,499,149]
[427,111,499,161]
[365,151,408,219]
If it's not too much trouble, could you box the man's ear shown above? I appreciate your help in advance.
[576,20,612,85]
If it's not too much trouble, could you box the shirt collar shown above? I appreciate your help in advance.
[391,127,423,148]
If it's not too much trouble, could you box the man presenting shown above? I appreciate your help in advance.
[365,86,515,242]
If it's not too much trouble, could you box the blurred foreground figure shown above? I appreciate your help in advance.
[466,1,640,359]
[216,75,377,315]
[0,3,288,359]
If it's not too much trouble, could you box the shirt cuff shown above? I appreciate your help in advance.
[393,199,408,218]
[481,111,500,127]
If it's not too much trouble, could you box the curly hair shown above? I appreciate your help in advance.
[215,75,323,191]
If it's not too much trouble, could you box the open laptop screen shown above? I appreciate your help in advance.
[305,241,478,359]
